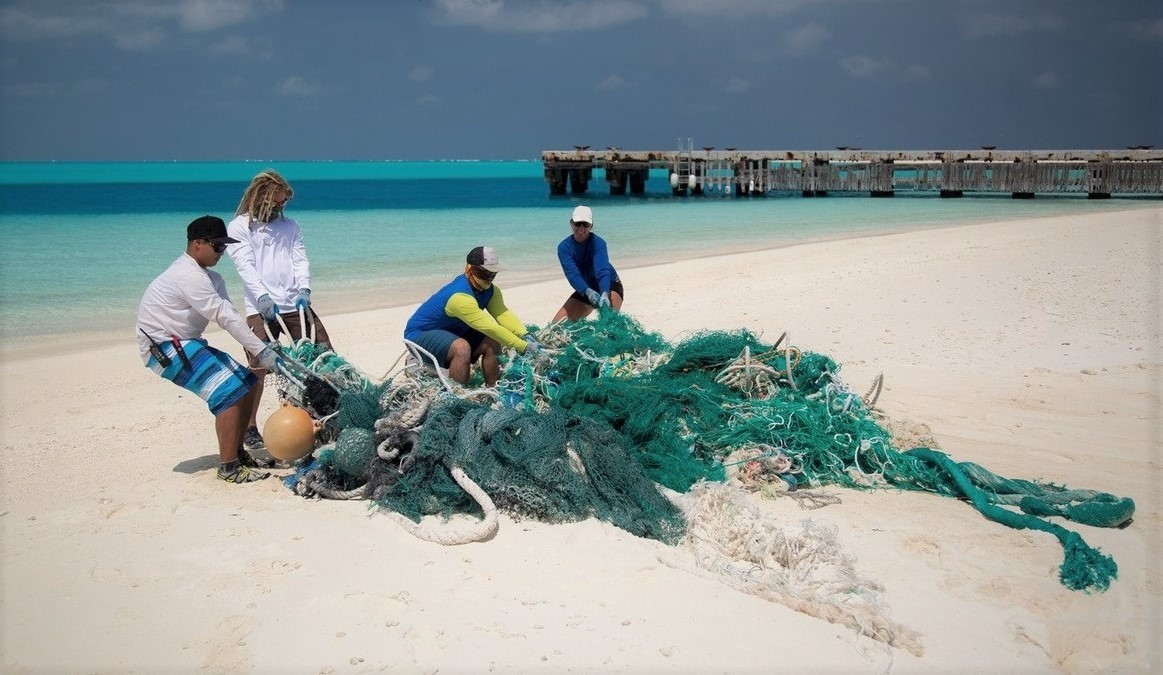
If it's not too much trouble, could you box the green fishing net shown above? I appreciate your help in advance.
[282,310,1134,592]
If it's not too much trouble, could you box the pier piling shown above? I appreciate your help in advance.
[541,148,1163,198]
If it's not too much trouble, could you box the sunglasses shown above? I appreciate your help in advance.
[472,266,497,281]
[205,239,228,253]
[571,221,593,229]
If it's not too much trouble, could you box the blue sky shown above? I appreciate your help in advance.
[0,0,1159,160]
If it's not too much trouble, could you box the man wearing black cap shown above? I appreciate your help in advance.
[136,215,284,484]
[403,245,538,386]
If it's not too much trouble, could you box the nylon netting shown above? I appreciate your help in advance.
[270,308,1135,649]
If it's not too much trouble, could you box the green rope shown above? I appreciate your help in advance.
[905,448,1119,592]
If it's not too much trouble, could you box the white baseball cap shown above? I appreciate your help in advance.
[571,205,593,224]
[467,245,504,273]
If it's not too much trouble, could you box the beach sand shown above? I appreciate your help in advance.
[2,207,1159,673]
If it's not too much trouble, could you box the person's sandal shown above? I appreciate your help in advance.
[217,461,270,484]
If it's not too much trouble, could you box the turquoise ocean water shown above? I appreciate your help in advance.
[0,160,1154,354]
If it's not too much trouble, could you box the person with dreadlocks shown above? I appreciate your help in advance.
[136,215,284,484]
[225,169,332,456]
[404,246,539,387]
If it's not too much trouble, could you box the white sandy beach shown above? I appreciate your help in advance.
[1,206,1160,674]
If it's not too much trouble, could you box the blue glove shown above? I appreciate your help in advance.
[293,288,311,311]
[523,335,541,356]
[256,293,277,321]
[599,292,611,308]
[256,344,283,372]
[584,288,601,306]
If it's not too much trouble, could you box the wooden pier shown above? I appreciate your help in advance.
[542,147,1163,198]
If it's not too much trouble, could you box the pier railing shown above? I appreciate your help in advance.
[541,149,1163,198]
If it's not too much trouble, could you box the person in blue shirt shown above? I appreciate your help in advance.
[404,246,538,386]
[552,205,624,322]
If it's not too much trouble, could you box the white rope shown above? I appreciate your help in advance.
[379,466,499,545]
[783,338,798,391]
[376,439,401,461]
[309,482,368,500]
[275,313,293,344]
[863,373,884,407]
[715,346,782,398]
[660,482,923,657]
[274,360,308,390]
[402,339,457,393]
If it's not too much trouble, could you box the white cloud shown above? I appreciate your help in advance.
[782,22,830,55]
[114,28,167,51]
[0,1,283,49]
[177,0,284,32]
[658,0,823,16]
[905,64,931,81]
[209,35,250,55]
[840,54,891,78]
[596,74,628,90]
[1111,18,1163,42]
[1033,71,1060,90]
[274,76,319,97]
[433,0,647,32]
[721,75,750,94]
[1140,18,1163,40]
[408,65,435,82]
[0,6,111,40]
[959,12,1065,38]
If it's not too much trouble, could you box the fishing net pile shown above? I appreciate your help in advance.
[271,309,1134,652]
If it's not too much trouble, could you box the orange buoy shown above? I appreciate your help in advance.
[263,402,316,461]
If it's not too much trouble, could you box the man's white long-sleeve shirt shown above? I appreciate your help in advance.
[135,253,266,364]
[225,213,312,316]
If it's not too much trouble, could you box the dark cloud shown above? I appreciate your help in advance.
[0,0,1158,159]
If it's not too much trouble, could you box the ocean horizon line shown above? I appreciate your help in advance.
[0,159,552,186]
[0,158,544,163]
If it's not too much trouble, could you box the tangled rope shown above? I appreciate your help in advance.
[279,309,1133,604]
[375,466,499,545]
[662,481,924,657]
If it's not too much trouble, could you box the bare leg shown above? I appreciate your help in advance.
[216,382,260,463]
[553,297,594,323]
[245,314,277,429]
[446,338,472,385]
[474,338,502,386]
[247,372,265,428]
[610,290,624,311]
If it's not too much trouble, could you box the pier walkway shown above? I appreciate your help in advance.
[541,146,1163,199]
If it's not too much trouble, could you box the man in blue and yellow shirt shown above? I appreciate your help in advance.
[404,246,538,386]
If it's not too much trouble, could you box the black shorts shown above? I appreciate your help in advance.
[570,279,624,307]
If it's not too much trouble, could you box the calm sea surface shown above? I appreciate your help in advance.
[0,161,1154,353]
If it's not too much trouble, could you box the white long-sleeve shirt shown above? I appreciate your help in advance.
[135,253,267,365]
[225,213,312,316]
